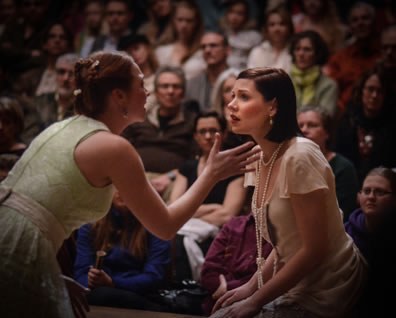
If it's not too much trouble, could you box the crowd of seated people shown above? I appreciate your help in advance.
[1,0,396,316]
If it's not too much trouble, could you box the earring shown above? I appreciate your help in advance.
[122,109,128,119]
[269,116,273,126]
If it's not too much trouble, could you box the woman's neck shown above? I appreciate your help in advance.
[256,138,284,162]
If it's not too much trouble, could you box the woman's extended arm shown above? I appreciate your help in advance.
[75,132,259,240]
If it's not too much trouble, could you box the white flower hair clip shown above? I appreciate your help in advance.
[73,89,82,96]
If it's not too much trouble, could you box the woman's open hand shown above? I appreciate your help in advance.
[206,134,260,181]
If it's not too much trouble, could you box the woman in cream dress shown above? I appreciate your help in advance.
[211,68,367,318]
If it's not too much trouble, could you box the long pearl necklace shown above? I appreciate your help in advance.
[253,141,284,289]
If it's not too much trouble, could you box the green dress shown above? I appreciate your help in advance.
[0,115,114,317]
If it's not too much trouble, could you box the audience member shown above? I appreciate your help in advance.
[12,22,73,109]
[210,68,251,150]
[90,0,134,54]
[118,34,159,111]
[74,0,107,57]
[334,68,396,184]
[345,166,396,264]
[297,105,359,221]
[0,0,17,38]
[185,31,230,111]
[138,0,175,47]
[351,166,396,317]
[0,0,51,73]
[0,96,26,157]
[155,0,205,80]
[247,4,294,73]
[20,53,79,144]
[218,0,262,70]
[0,153,19,181]
[289,30,338,117]
[200,212,272,316]
[375,24,396,106]
[74,188,171,310]
[292,0,345,54]
[170,111,248,282]
[122,65,197,201]
[327,2,381,116]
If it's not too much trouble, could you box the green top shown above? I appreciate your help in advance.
[3,115,114,236]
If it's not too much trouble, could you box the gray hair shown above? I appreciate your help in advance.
[154,64,186,92]
[56,53,79,68]
[210,68,241,115]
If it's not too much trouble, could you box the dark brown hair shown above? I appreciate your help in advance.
[237,67,300,142]
[74,51,135,118]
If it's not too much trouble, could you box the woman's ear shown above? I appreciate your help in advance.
[269,98,278,118]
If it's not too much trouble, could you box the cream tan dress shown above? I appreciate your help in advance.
[211,137,367,318]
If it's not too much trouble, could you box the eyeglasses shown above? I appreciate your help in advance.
[196,128,220,136]
[360,188,393,197]
[56,69,74,77]
[363,86,383,95]
[157,83,183,91]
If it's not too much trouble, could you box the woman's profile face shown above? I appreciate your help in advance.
[266,13,289,46]
[361,74,384,119]
[194,117,223,155]
[126,63,148,123]
[173,6,196,41]
[294,37,316,70]
[227,78,275,138]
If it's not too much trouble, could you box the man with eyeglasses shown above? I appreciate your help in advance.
[122,65,197,202]
[184,31,231,112]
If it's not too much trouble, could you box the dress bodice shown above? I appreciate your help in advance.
[3,115,114,236]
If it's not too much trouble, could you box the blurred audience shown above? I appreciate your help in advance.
[185,31,230,112]
[334,68,396,184]
[327,2,381,116]
[247,4,294,73]
[90,0,134,54]
[138,0,175,48]
[289,30,338,117]
[292,0,345,54]
[155,0,205,80]
[74,0,107,57]
[218,0,262,70]
[297,105,359,221]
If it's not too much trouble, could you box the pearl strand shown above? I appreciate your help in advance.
[253,141,284,289]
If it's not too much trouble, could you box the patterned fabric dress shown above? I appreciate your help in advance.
[0,115,114,317]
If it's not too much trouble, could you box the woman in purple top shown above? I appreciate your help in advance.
[345,166,396,263]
